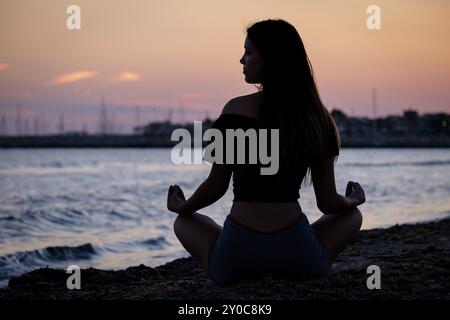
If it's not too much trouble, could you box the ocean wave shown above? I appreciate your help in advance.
[102,236,170,253]
[0,243,97,280]
[0,215,22,222]
[140,236,170,249]
[0,243,96,266]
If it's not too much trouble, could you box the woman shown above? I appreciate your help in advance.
[167,19,366,286]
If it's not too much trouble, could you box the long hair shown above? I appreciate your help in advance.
[247,19,340,186]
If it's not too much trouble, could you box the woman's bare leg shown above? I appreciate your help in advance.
[311,207,363,272]
[173,212,222,272]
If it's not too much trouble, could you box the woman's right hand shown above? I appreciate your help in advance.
[167,185,187,214]
[345,181,366,206]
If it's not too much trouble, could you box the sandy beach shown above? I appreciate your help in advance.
[1,216,449,300]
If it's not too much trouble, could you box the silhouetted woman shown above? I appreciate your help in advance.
[167,19,366,286]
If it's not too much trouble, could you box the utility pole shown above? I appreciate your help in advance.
[110,111,115,134]
[179,107,185,124]
[168,108,173,123]
[59,114,65,135]
[371,87,378,145]
[40,114,46,135]
[372,87,377,120]
[33,116,39,136]
[135,106,140,129]
[100,97,108,135]
[178,101,185,124]
[153,106,158,123]
[0,114,6,136]
[24,118,29,135]
[16,105,21,136]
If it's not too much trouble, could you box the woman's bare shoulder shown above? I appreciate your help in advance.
[222,92,262,116]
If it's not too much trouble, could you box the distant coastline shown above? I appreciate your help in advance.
[1,109,449,148]
[1,133,450,148]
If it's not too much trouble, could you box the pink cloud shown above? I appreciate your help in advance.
[115,72,141,82]
[0,63,9,71]
[48,70,97,86]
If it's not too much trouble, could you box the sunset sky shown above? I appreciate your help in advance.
[1,0,449,134]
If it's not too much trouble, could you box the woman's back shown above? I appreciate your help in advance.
[221,92,306,232]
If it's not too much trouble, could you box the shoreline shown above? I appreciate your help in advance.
[1,134,450,148]
[1,216,449,300]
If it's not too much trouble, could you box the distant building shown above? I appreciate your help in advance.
[421,113,450,134]
[134,121,180,136]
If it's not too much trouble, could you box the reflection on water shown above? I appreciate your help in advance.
[0,148,449,283]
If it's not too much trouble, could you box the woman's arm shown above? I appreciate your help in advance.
[170,100,239,216]
[176,164,233,216]
[311,157,365,215]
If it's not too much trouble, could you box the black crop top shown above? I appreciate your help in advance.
[204,113,339,203]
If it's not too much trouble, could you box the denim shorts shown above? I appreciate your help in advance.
[207,213,328,286]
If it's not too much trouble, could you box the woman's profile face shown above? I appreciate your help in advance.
[239,37,264,84]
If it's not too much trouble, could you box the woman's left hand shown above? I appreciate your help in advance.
[167,185,187,214]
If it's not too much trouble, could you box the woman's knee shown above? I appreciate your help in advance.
[173,212,220,238]
[173,214,187,237]
[349,207,363,232]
